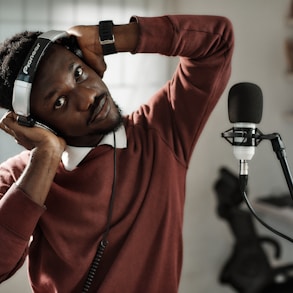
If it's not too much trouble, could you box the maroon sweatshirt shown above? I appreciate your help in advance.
[0,15,234,293]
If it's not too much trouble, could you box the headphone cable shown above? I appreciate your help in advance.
[82,132,117,292]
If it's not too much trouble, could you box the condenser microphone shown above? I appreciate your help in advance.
[222,82,263,176]
[223,83,293,244]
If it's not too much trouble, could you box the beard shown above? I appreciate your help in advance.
[55,100,124,147]
[95,101,124,136]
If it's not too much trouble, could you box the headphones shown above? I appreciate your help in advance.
[12,30,81,134]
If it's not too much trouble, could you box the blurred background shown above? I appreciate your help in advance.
[1,0,293,292]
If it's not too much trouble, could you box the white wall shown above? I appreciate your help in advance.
[1,0,293,293]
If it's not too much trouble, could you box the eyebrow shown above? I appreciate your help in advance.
[43,61,75,102]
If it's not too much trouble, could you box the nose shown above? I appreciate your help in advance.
[70,86,96,111]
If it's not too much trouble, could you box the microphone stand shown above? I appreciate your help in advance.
[259,132,293,200]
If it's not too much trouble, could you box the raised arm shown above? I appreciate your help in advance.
[69,15,234,163]
[132,15,234,163]
[0,111,66,281]
[67,21,139,77]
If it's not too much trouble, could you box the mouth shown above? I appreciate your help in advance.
[88,93,110,125]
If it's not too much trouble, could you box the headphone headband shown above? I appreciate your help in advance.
[12,30,68,118]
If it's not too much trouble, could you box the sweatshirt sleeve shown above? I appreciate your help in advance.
[131,15,234,165]
[0,161,45,282]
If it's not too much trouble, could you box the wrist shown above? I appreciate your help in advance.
[113,22,139,53]
[17,144,63,206]
[97,20,138,54]
[35,137,65,161]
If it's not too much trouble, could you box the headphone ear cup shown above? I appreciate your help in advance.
[17,115,57,134]
[17,115,36,127]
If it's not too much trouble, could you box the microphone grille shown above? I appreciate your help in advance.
[228,82,263,123]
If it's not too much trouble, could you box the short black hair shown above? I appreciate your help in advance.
[0,31,42,110]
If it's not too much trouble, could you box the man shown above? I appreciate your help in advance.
[0,14,234,292]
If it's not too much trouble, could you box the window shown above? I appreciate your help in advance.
[0,0,173,161]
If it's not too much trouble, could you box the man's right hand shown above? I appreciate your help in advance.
[0,111,66,206]
[0,111,66,153]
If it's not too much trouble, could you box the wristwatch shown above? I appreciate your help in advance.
[99,20,117,55]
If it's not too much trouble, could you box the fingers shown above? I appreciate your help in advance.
[0,112,30,147]
[66,25,107,78]
[67,25,84,38]
[0,110,16,124]
[0,111,66,152]
[0,111,17,137]
[0,112,40,150]
[82,50,107,78]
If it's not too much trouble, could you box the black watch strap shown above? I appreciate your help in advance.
[99,20,117,55]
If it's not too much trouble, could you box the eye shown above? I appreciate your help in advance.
[74,66,84,81]
[54,96,66,110]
